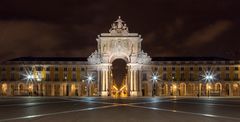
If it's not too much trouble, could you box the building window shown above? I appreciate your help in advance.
[142,73,147,81]
[54,73,59,81]
[226,67,229,71]
[162,73,166,80]
[64,67,68,71]
[11,67,15,71]
[81,68,85,71]
[72,67,76,71]
[46,74,50,81]
[181,67,184,71]
[163,67,166,71]
[207,67,211,71]
[235,67,238,71]
[190,73,193,81]
[234,73,238,80]
[72,74,76,81]
[216,74,220,80]
[172,67,175,71]
[46,67,50,71]
[190,67,193,71]
[180,73,184,81]
[55,67,59,71]
[20,67,23,71]
[1,73,6,80]
[216,67,220,71]
[2,67,6,71]
[36,66,42,71]
[199,67,202,71]
[10,73,15,81]
[225,73,230,80]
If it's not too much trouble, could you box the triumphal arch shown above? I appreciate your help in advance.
[88,16,151,97]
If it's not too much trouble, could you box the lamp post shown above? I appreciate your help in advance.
[201,70,216,98]
[151,72,159,97]
[86,73,94,97]
[22,66,43,96]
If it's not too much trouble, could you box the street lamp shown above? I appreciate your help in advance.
[201,70,216,97]
[151,72,160,97]
[86,73,95,96]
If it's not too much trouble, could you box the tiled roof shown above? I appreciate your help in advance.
[8,57,87,62]
[7,56,232,62]
[151,57,230,61]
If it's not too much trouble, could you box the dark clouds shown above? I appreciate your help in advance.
[0,0,240,61]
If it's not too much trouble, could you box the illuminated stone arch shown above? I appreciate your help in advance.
[214,82,222,96]
[214,82,222,91]
[88,17,151,97]
[161,83,168,96]
[109,53,129,63]
[232,82,239,96]
[179,82,186,96]
[1,83,8,95]
[18,83,26,95]
[187,83,195,96]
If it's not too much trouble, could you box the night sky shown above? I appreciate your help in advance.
[0,0,240,61]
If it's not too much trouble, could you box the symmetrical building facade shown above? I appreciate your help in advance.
[0,17,240,97]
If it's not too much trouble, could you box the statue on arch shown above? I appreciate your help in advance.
[109,16,129,35]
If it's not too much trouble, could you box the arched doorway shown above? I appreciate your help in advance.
[111,59,127,97]
[161,83,168,96]
[45,84,52,96]
[233,83,239,96]
[54,84,60,96]
[18,83,26,95]
[215,83,222,96]
[179,83,186,96]
[1,83,7,96]
[187,83,195,96]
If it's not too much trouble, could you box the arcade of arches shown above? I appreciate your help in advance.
[1,82,239,96]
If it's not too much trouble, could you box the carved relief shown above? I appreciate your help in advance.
[88,50,101,64]
[88,16,151,65]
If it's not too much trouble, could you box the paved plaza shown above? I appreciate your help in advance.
[0,96,240,122]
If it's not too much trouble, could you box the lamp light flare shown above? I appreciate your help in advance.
[25,74,34,81]
[85,73,95,83]
[151,72,160,83]
[87,76,93,81]
[201,69,217,82]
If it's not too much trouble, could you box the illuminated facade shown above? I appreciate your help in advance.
[0,17,240,97]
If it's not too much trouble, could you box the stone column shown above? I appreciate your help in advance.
[130,70,133,92]
[139,70,142,95]
[60,83,63,96]
[78,83,81,96]
[199,83,202,96]
[229,84,233,96]
[128,63,142,96]
[51,84,55,96]
[97,70,100,96]
[7,84,11,96]
[99,63,111,96]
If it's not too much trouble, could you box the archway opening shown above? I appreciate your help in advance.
[111,59,127,97]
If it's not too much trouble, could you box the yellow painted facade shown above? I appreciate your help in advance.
[0,63,238,97]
